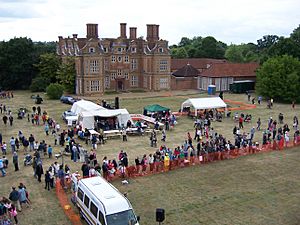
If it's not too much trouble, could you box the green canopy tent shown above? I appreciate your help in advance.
[143,104,170,115]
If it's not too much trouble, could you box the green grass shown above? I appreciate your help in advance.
[0,90,299,225]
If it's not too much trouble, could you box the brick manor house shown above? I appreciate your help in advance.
[57,23,171,95]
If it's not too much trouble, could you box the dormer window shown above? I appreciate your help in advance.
[118,47,122,53]
[89,47,95,53]
[131,47,136,53]
[103,47,108,53]
[159,48,164,53]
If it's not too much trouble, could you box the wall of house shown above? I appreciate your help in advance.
[170,76,198,90]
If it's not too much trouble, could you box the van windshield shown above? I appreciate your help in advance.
[106,209,137,225]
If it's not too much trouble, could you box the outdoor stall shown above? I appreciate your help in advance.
[181,97,227,116]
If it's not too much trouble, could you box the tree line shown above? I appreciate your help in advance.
[0,37,75,97]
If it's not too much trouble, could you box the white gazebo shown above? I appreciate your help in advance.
[181,97,227,116]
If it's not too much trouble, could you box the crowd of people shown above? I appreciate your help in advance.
[0,93,299,224]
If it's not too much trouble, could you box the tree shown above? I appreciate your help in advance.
[56,57,76,93]
[0,38,56,90]
[171,47,188,58]
[225,43,259,62]
[256,55,300,102]
[46,83,64,99]
[0,38,36,89]
[30,76,50,92]
[34,53,61,83]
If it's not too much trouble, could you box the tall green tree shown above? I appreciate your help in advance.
[56,57,76,93]
[256,55,300,102]
[30,53,61,92]
[0,38,55,90]
[0,38,36,89]
[225,43,259,62]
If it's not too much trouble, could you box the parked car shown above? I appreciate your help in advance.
[62,110,77,121]
[60,96,77,105]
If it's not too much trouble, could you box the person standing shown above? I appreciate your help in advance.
[44,124,49,136]
[9,204,18,225]
[36,161,44,182]
[47,145,53,158]
[250,127,255,141]
[9,115,13,126]
[10,137,16,153]
[13,152,19,171]
[18,185,29,209]
[122,128,127,141]
[239,116,244,129]
[0,157,6,177]
[2,115,8,125]
[44,170,51,191]
[1,142,7,155]
[9,187,21,212]
[161,130,166,142]
[58,165,66,189]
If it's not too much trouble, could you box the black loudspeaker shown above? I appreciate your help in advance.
[115,97,119,109]
[156,208,165,222]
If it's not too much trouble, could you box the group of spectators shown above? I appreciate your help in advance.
[0,183,29,225]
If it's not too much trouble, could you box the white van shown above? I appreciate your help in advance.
[72,175,139,225]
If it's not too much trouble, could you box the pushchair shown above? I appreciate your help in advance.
[24,154,33,166]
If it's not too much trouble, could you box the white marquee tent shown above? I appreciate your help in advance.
[71,99,105,115]
[181,97,227,116]
[78,108,132,129]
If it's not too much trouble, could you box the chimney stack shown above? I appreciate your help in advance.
[58,36,63,41]
[120,23,127,38]
[129,27,137,39]
[153,25,159,40]
[72,34,78,39]
[86,24,98,38]
[146,24,154,41]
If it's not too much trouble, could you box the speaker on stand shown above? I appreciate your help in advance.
[156,208,165,224]
[115,96,119,109]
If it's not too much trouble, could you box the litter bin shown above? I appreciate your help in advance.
[208,85,216,95]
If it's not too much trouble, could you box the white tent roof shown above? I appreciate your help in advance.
[79,108,132,129]
[181,97,226,115]
[71,100,105,114]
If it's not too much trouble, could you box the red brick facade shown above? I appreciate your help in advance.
[57,23,171,96]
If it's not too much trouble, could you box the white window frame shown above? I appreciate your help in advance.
[159,48,164,53]
[89,47,95,53]
[117,56,122,62]
[117,69,122,77]
[111,73,116,80]
[131,47,136,53]
[159,60,168,71]
[159,78,168,89]
[105,76,110,89]
[124,55,129,63]
[131,59,137,70]
[130,75,138,87]
[111,55,116,63]
[89,60,99,73]
[124,72,129,80]
[90,80,100,92]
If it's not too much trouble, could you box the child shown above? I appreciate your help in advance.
[9,204,18,225]
[1,142,7,155]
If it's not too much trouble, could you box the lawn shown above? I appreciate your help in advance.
[0,90,299,225]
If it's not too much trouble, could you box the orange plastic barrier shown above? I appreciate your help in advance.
[56,180,83,225]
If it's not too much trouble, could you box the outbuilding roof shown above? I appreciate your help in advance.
[172,64,200,77]
[200,62,259,77]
